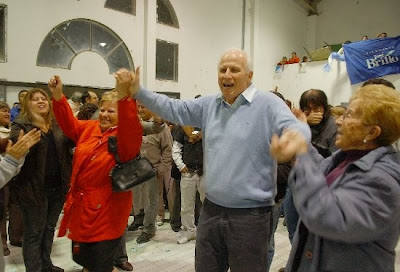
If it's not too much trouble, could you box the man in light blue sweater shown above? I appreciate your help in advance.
[119,48,311,272]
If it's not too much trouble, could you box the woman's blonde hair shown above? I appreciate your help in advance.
[351,85,400,146]
[20,88,53,126]
[99,90,118,108]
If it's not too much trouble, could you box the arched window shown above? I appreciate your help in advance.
[0,4,6,62]
[37,19,134,74]
[104,0,136,15]
[156,0,179,28]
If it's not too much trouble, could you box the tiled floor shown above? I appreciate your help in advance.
[4,215,400,272]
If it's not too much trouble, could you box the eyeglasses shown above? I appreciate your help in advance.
[340,110,373,127]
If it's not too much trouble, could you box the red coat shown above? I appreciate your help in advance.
[52,96,142,242]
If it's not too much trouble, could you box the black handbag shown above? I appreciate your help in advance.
[108,136,156,192]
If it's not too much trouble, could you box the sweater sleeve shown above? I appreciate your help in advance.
[0,154,24,188]
[156,127,173,176]
[116,97,143,163]
[172,141,185,171]
[135,88,204,128]
[141,121,165,135]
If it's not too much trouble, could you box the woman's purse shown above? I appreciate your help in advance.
[108,136,155,192]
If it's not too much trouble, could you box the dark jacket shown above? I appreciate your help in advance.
[286,145,400,272]
[310,116,338,158]
[172,126,203,174]
[9,117,73,206]
[275,162,291,202]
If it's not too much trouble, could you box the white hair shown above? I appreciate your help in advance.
[218,48,253,72]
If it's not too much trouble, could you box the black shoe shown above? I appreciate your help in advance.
[3,247,10,256]
[127,222,143,231]
[171,226,181,232]
[136,232,154,244]
[10,241,22,247]
[115,261,133,271]
[42,265,64,272]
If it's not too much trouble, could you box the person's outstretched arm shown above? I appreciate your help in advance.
[48,75,87,143]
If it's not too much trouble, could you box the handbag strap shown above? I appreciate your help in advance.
[108,136,142,164]
[108,136,122,164]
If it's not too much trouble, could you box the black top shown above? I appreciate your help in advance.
[44,130,62,191]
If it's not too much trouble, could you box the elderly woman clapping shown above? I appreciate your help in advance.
[271,84,400,272]
[48,72,142,272]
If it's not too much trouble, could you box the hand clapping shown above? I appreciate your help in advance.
[270,129,308,163]
[7,129,42,160]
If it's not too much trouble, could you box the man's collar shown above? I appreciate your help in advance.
[241,83,256,103]
[216,83,256,104]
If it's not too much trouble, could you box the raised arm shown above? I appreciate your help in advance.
[48,75,86,143]
[120,68,204,127]
[114,69,143,162]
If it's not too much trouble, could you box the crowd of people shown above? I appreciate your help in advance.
[0,48,398,272]
[362,32,389,40]
[276,52,308,67]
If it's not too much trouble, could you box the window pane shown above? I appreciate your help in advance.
[92,22,120,56]
[156,0,179,28]
[105,44,134,74]
[0,5,6,62]
[37,30,75,68]
[37,19,134,74]
[55,20,90,53]
[156,40,178,81]
[105,0,135,15]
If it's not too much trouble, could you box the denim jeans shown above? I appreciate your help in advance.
[20,190,64,272]
[195,198,272,272]
[283,187,299,243]
[267,201,284,271]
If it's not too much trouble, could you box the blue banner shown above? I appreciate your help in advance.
[343,36,400,85]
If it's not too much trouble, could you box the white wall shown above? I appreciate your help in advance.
[315,0,400,47]
[252,0,309,90]
[0,0,244,105]
[152,0,244,97]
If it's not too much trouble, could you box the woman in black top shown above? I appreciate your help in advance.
[10,88,72,272]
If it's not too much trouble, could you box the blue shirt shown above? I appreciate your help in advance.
[10,105,21,122]
[136,84,311,208]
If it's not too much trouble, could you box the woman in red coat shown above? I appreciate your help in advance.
[48,72,142,272]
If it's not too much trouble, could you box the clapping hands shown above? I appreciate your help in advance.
[7,129,42,160]
[270,129,308,163]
